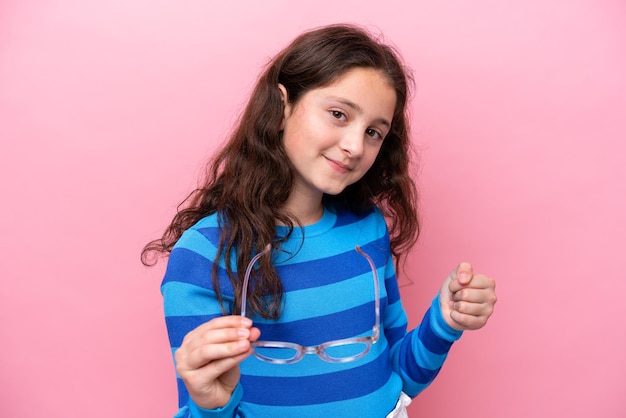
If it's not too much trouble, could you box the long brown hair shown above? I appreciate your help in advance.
[142,24,419,319]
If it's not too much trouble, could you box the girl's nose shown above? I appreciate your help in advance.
[339,128,364,158]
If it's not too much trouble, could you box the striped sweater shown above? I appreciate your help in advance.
[162,205,462,417]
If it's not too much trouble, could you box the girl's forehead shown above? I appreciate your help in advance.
[324,67,393,89]
[310,68,397,120]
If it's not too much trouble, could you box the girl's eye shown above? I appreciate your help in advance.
[366,128,383,140]
[330,110,347,121]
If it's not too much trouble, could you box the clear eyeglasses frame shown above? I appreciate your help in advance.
[240,244,380,365]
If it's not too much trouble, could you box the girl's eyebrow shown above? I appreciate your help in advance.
[326,96,391,128]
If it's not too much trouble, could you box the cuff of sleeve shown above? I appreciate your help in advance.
[188,384,243,417]
[430,295,463,342]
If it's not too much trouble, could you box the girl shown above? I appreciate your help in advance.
[143,24,496,417]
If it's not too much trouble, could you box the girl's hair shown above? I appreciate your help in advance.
[142,24,419,319]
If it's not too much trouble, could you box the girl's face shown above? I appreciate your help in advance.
[280,67,396,203]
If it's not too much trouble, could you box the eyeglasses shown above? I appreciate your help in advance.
[240,244,380,364]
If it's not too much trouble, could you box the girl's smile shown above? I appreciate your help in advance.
[324,155,352,174]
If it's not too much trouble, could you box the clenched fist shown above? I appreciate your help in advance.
[439,263,497,331]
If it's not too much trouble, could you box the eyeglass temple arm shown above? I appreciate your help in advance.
[242,245,380,341]
[355,245,381,340]
[240,244,272,318]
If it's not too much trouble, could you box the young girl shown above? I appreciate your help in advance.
[143,24,496,418]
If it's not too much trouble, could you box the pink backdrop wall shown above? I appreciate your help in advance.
[1,1,624,417]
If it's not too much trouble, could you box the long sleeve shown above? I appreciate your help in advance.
[173,385,243,418]
[161,218,243,417]
[382,254,463,397]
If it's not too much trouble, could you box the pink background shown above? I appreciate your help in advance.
[1,1,625,417]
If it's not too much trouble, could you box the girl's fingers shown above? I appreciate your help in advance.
[448,273,495,293]
[186,326,250,350]
[180,338,253,375]
[445,267,497,331]
[183,316,253,348]
[176,316,259,371]
[452,286,496,304]
[190,316,253,338]
[180,335,252,371]
[448,309,490,330]
[193,349,254,380]
[456,262,473,285]
[449,299,494,317]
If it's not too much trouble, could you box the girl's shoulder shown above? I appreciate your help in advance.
[172,212,222,253]
[163,212,229,292]
[189,211,222,229]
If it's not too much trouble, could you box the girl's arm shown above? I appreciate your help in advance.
[384,257,496,397]
[384,264,463,397]
[161,230,259,417]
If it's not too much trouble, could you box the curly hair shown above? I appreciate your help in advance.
[142,24,419,319]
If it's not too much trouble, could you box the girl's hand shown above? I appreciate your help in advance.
[439,263,497,331]
[174,316,261,410]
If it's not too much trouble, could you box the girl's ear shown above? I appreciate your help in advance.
[278,84,292,130]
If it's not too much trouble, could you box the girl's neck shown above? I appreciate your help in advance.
[281,190,324,226]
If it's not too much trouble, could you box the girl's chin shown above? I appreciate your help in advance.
[318,184,350,196]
